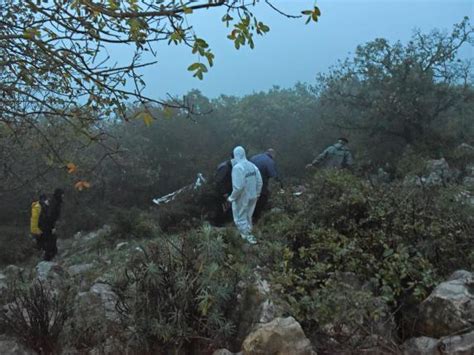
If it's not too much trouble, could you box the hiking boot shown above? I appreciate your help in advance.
[241,234,257,245]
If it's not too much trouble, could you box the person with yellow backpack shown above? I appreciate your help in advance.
[30,188,64,260]
[30,194,49,251]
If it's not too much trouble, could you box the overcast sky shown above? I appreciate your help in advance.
[109,0,473,99]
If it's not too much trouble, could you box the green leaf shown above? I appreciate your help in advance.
[187,62,201,71]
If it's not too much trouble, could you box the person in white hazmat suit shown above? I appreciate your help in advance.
[227,146,263,244]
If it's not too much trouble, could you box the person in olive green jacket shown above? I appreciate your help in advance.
[306,138,354,170]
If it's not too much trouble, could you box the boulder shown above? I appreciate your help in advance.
[35,261,68,286]
[231,273,283,349]
[0,335,35,355]
[439,330,474,354]
[242,317,315,355]
[417,270,474,338]
[67,263,94,276]
[402,337,440,355]
[424,158,454,186]
[90,282,119,322]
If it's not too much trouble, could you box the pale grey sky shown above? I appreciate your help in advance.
[108,0,473,99]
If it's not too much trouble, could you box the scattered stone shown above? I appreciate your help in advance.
[68,263,94,276]
[440,330,474,354]
[417,270,474,338]
[90,282,119,322]
[424,158,453,186]
[402,337,439,355]
[456,143,474,153]
[115,242,129,251]
[242,317,315,355]
[75,225,112,242]
[35,261,68,287]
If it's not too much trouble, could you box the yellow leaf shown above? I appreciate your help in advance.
[163,106,174,119]
[66,162,77,174]
[74,180,91,191]
[135,111,154,126]
[183,6,193,14]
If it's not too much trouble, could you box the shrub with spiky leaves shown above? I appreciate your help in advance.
[114,225,250,354]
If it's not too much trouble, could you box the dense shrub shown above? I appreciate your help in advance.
[113,225,251,354]
[268,170,473,348]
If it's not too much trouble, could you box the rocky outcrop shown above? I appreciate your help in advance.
[439,330,474,354]
[231,272,283,349]
[242,317,315,355]
[402,337,439,355]
[417,270,474,338]
[402,331,474,355]
[404,158,460,187]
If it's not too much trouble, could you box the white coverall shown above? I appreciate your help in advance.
[228,146,263,237]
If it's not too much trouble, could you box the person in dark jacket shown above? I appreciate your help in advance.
[250,148,283,219]
[42,188,64,261]
[213,153,234,225]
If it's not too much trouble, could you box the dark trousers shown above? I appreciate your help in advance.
[254,191,269,220]
[42,230,58,261]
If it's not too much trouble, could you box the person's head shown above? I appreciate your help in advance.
[39,194,48,204]
[338,137,349,145]
[266,148,276,159]
[53,188,64,202]
[232,146,247,163]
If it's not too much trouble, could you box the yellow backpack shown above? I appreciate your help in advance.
[30,201,42,235]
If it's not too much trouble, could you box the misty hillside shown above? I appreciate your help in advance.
[1,1,474,355]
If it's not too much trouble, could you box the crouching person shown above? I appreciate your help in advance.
[228,146,262,244]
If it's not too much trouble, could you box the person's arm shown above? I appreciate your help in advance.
[228,166,245,202]
[268,160,284,188]
[255,166,263,197]
[312,147,330,166]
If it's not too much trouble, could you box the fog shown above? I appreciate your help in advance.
[106,0,473,98]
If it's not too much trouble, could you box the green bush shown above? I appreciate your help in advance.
[269,170,472,346]
[113,225,251,354]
